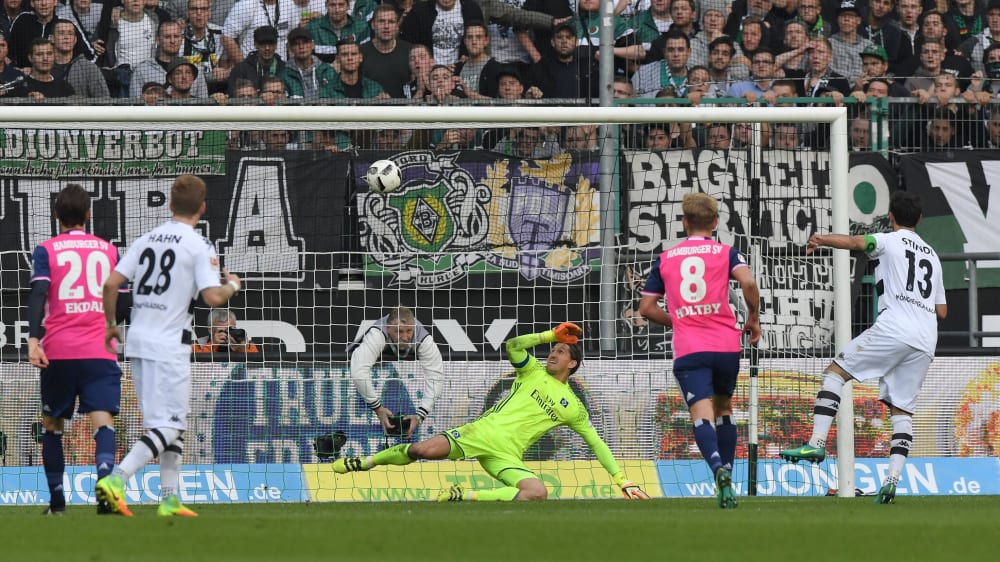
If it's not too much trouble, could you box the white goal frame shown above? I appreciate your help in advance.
[4,105,854,497]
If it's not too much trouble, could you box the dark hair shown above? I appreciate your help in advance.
[463,20,488,34]
[55,183,89,227]
[708,35,735,53]
[566,341,583,375]
[371,3,401,21]
[335,37,359,50]
[663,28,691,49]
[983,43,1000,65]
[157,19,183,37]
[142,81,166,94]
[29,36,54,55]
[889,191,921,228]
[864,77,890,92]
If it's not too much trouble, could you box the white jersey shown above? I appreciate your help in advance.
[348,316,444,419]
[116,220,221,361]
[868,229,946,355]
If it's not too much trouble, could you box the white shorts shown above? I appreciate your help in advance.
[130,357,191,430]
[834,323,932,414]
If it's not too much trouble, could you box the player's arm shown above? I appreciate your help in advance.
[571,415,649,499]
[112,249,131,324]
[504,322,581,369]
[638,257,672,328]
[350,328,396,431]
[731,251,761,345]
[638,293,671,327]
[805,233,870,255]
[201,268,241,307]
[934,262,948,320]
[102,269,129,353]
[413,334,445,430]
[27,245,50,368]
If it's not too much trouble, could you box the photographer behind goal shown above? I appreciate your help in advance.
[193,309,258,354]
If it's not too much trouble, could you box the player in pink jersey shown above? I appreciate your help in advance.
[638,193,760,509]
[27,183,131,516]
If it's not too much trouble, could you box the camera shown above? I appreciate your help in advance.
[313,431,347,460]
[227,327,247,344]
[384,415,412,437]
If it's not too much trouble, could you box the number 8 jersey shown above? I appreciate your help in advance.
[642,236,747,359]
[115,220,222,360]
[865,230,946,355]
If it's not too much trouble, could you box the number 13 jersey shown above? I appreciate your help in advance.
[865,230,946,355]
[115,220,222,360]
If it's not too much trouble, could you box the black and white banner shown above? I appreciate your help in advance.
[899,151,1000,289]
[620,150,897,352]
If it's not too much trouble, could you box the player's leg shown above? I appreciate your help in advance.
[39,415,66,515]
[711,352,741,472]
[99,358,188,516]
[79,359,123,514]
[872,351,930,505]
[333,434,457,474]
[677,353,738,508]
[781,327,894,463]
[675,354,723,473]
[149,359,196,516]
[439,458,540,502]
[39,361,73,515]
[778,362,850,462]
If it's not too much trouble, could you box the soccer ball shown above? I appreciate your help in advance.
[366,159,402,194]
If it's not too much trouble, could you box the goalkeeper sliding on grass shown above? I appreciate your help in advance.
[333,323,650,501]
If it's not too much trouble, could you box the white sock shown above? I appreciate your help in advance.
[810,372,845,448]
[115,428,181,480]
[159,450,182,500]
[886,414,913,484]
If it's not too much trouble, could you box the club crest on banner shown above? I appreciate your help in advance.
[358,151,600,287]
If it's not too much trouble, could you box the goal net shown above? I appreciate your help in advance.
[0,105,858,505]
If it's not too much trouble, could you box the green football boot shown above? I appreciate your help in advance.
[779,444,826,464]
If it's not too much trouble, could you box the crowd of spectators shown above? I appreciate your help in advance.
[2,0,1000,151]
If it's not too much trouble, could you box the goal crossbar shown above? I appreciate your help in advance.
[5,105,848,130]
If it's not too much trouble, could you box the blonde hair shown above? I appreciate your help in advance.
[682,193,719,231]
[171,174,206,217]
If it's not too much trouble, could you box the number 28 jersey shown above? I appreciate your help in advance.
[866,230,946,355]
[642,236,747,359]
[115,220,221,361]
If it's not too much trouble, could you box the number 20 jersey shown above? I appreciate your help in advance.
[115,220,221,361]
[32,230,120,361]
[867,230,946,355]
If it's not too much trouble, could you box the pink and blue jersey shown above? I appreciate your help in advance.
[642,236,747,358]
[31,230,121,361]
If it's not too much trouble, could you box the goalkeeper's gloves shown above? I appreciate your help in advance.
[552,322,582,344]
[613,472,650,500]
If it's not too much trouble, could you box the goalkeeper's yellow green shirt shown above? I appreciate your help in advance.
[465,333,621,476]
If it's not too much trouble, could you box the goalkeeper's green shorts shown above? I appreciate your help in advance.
[443,422,537,487]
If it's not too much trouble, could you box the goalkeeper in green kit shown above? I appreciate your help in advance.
[333,323,650,501]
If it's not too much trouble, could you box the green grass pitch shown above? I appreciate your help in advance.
[2,497,998,562]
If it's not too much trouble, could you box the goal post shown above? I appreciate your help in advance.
[0,104,855,503]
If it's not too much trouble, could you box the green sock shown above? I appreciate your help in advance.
[370,444,413,467]
[472,487,520,501]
